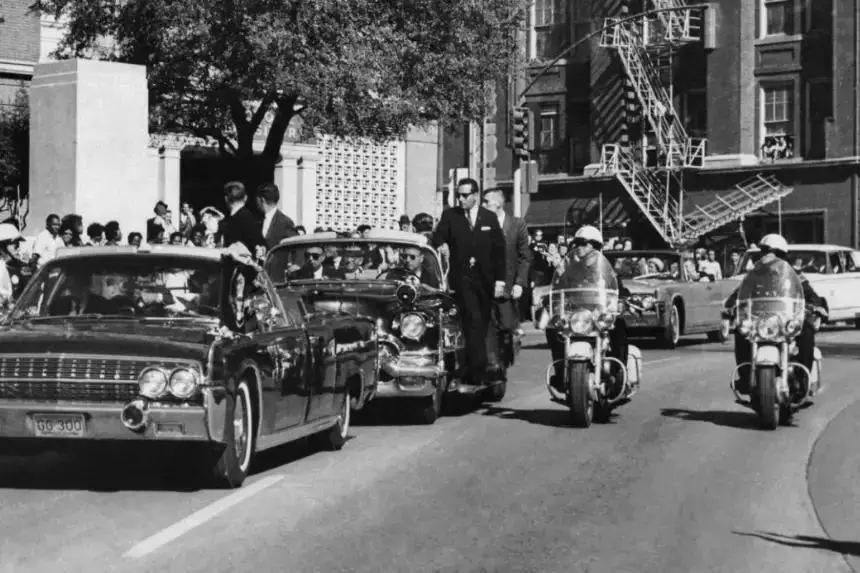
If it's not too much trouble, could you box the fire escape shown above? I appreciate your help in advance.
[597,0,793,247]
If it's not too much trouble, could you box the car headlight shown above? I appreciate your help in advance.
[568,309,594,335]
[755,314,782,340]
[784,318,802,337]
[641,295,656,310]
[400,313,426,340]
[169,368,199,399]
[139,367,168,399]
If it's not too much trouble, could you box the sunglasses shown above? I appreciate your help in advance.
[572,240,589,247]
[456,192,474,199]
[305,252,323,260]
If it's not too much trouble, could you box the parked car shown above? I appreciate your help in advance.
[0,244,377,488]
[736,243,860,326]
[603,250,737,347]
[265,230,476,425]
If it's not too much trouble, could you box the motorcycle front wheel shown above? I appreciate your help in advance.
[566,361,593,428]
[756,366,779,430]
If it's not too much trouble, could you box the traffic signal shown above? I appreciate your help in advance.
[512,106,534,159]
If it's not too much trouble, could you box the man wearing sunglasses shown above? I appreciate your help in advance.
[432,177,506,388]
[292,246,346,280]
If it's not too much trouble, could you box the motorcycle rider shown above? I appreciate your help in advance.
[545,225,629,393]
[722,233,827,393]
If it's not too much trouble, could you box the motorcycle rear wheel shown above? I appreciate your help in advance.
[566,362,593,428]
[756,366,779,430]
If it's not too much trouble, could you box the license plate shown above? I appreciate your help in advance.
[32,414,86,438]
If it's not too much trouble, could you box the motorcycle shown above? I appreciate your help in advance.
[539,252,642,427]
[723,257,824,430]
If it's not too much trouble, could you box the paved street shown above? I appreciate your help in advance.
[2,329,860,573]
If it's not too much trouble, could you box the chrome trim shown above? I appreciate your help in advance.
[121,399,149,431]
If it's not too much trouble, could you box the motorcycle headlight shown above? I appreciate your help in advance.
[595,311,615,331]
[641,295,656,310]
[139,367,168,399]
[568,309,594,335]
[738,318,754,336]
[400,313,426,341]
[169,367,199,399]
[784,318,802,337]
[755,314,783,340]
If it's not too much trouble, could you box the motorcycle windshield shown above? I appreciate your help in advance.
[548,252,619,315]
[735,257,805,322]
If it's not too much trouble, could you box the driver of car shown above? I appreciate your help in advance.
[722,233,827,394]
[385,247,439,288]
[341,245,366,279]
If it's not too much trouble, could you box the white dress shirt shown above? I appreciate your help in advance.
[313,266,323,279]
[262,209,276,238]
[497,211,506,228]
[32,229,64,266]
[468,205,479,227]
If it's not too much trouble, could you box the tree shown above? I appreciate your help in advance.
[0,89,30,228]
[33,0,526,179]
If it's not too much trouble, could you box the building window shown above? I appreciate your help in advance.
[569,100,591,174]
[532,0,568,60]
[762,0,795,36]
[761,84,795,160]
[539,104,559,149]
[680,89,707,139]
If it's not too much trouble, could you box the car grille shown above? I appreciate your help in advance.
[0,355,197,403]
[0,381,138,402]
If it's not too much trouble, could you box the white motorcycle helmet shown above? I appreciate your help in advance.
[759,233,789,257]
[573,225,604,249]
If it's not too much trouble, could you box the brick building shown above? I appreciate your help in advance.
[0,0,39,107]
[494,0,860,249]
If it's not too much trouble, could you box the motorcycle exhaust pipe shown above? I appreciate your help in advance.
[121,399,149,432]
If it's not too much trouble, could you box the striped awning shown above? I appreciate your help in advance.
[525,193,630,230]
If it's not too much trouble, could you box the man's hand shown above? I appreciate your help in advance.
[511,284,523,299]
[494,281,505,299]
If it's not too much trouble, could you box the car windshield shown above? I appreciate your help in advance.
[266,240,443,288]
[604,251,682,280]
[739,249,828,274]
[8,255,223,321]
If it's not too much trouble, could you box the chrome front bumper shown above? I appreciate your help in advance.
[0,388,228,443]
[377,351,445,399]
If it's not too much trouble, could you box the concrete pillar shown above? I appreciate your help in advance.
[160,144,182,216]
[403,125,440,219]
[273,146,302,218]
[297,145,321,228]
[28,59,155,236]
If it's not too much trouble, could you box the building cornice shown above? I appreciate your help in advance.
[0,59,35,77]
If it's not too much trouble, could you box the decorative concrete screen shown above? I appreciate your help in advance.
[315,134,406,231]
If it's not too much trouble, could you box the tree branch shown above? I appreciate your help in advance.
[262,95,298,161]
[249,91,277,133]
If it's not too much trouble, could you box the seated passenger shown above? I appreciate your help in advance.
[340,245,366,279]
[85,273,135,314]
[383,246,439,288]
[291,246,346,279]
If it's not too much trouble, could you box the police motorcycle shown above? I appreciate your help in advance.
[722,256,824,430]
[539,251,642,427]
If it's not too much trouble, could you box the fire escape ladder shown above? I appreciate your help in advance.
[649,0,702,43]
[599,144,682,245]
[602,18,694,167]
[679,173,795,241]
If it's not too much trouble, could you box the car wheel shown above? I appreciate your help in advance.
[315,392,350,451]
[660,303,681,349]
[416,380,445,424]
[211,378,255,489]
[487,380,507,403]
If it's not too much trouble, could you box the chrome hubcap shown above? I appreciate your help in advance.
[234,393,247,461]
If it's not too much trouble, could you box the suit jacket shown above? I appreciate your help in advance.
[432,205,505,292]
[219,206,266,254]
[294,264,346,280]
[499,214,532,293]
[264,210,298,250]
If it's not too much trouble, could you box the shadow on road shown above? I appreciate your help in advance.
[660,408,763,431]
[733,530,860,557]
[481,405,617,428]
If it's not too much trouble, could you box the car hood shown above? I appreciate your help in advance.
[0,319,213,362]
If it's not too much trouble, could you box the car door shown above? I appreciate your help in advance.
[812,251,843,320]
[303,317,338,423]
[267,287,310,432]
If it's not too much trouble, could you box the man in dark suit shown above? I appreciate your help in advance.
[256,182,298,250]
[382,246,440,288]
[482,188,531,332]
[292,245,346,279]
[432,178,506,387]
[218,181,266,258]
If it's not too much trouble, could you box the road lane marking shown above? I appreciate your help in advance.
[644,357,680,365]
[123,475,284,559]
